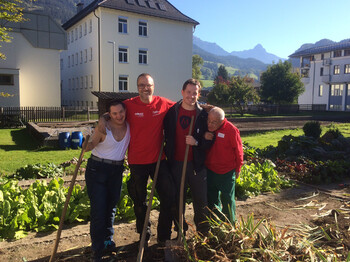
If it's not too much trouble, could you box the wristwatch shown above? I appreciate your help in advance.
[194,140,198,146]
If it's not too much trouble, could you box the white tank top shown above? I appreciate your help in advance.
[91,122,130,161]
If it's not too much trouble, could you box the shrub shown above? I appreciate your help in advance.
[303,121,322,139]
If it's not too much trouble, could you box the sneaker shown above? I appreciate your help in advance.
[103,240,118,254]
[91,251,103,262]
[139,228,151,247]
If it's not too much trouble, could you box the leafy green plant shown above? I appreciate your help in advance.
[236,160,294,198]
[12,163,64,180]
[303,121,322,139]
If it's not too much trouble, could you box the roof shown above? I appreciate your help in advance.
[289,41,350,58]
[91,91,139,100]
[63,0,199,30]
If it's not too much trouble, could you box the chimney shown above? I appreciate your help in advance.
[77,3,84,13]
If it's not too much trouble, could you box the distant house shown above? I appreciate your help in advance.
[289,42,350,111]
[60,0,199,108]
[0,11,66,107]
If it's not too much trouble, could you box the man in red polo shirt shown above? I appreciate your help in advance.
[205,107,244,224]
[124,73,175,244]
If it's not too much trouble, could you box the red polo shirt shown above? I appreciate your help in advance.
[205,118,244,174]
[124,96,175,165]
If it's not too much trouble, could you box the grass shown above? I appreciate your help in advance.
[1,122,349,175]
[0,129,91,175]
[241,123,350,149]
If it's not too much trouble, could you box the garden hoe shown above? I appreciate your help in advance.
[137,137,165,262]
[49,135,89,262]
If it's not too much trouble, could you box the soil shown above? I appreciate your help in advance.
[0,180,349,262]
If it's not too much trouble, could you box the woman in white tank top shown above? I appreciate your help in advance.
[83,101,130,262]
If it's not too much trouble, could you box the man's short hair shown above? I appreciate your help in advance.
[107,100,126,112]
[209,107,225,121]
[182,78,202,92]
[137,73,152,83]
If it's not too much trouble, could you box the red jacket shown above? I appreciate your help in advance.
[205,119,244,174]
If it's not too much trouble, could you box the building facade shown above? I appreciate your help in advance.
[60,0,199,107]
[290,42,350,111]
[0,12,66,107]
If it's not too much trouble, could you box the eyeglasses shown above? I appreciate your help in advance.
[137,84,153,89]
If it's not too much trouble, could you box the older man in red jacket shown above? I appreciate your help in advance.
[205,107,244,224]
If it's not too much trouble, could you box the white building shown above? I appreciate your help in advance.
[290,41,350,111]
[0,12,66,107]
[60,0,199,107]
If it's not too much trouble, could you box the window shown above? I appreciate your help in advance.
[334,50,342,57]
[80,51,83,64]
[71,31,74,42]
[119,76,128,91]
[71,54,74,67]
[72,77,75,89]
[79,25,82,38]
[90,75,93,88]
[118,17,127,33]
[0,74,14,85]
[331,84,343,96]
[60,59,63,70]
[75,53,78,65]
[90,47,93,61]
[68,55,70,68]
[320,67,323,76]
[334,65,340,75]
[75,28,78,40]
[85,76,88,89]
[139,21,147,36]
[318,85,323,96]
[67,34,70,45]
[139,49,148,64]
[89,19,92,33]
[68,79,71,90]
[345,64,350,74]
[344,49,350,56]
[76,77,79,89]
[91,101,93,107]
[348,84,350,96]
[84,49,87,63]
[81,77,84,89]
[84,22,87,35]
[321,54,324,60]
[118,47,128,63]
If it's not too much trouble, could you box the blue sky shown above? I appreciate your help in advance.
[170,0,350,59]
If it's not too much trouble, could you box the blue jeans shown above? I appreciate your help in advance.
[85,158,124,255]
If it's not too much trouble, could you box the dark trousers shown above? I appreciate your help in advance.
[171,161,209,234]
[85,158,124,256]
[207,168,236,224]
[127,160,175,241]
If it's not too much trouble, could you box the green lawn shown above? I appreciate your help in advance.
[0,129,91,175]
[241,123,350,149]
[1,123,349,175]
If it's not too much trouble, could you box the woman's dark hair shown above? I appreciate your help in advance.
[107,100,126,112]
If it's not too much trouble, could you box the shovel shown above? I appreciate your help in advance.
[137,137,165,262]
[49,135,89,262]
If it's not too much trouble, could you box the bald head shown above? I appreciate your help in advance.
[207,107,225,132]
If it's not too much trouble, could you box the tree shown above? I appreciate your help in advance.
[215,65,228,82]
[228,76,260,116]
[0,0,28,59]
[208,75,260,116]
[260,60,304,104]
[192,54,203,81]
[207,81,230,107]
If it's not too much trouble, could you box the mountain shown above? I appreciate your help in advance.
[230,44,283,64]
[293,39,336,54]
[22,0,94,25]
[193,36,229,57]
[193,36,284,64]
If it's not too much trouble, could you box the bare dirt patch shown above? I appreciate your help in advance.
[0,181,349,262]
